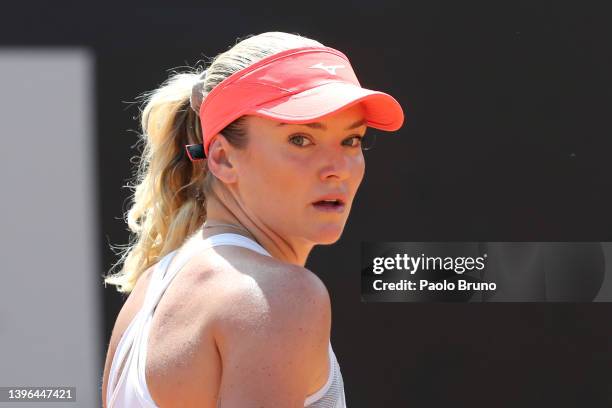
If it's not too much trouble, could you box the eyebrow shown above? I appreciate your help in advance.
[276,118,366,131]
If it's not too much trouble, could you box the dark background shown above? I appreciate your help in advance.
[4,1,612,406]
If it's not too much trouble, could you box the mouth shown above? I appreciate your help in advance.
[312,199,346,213]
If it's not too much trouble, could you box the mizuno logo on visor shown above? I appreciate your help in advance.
[308,62,346,75]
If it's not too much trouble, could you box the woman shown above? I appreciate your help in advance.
[102,31,404,407]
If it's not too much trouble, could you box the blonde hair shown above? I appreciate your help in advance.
[103,32,324,293]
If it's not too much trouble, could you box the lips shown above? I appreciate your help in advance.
[312,194,348,213]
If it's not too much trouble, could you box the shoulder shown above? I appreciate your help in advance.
[212,261,331,342]
[210,262,332,405]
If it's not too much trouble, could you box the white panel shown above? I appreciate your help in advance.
[0,48,101,407]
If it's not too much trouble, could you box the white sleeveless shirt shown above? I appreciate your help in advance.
[105,233,347,407]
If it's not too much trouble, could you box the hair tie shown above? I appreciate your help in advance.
[185,143,206,160]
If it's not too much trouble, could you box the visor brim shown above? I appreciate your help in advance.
[252,81,404,131]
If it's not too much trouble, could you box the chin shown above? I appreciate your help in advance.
[311,224,345,245]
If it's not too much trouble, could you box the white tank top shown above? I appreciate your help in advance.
[106,233,347,407]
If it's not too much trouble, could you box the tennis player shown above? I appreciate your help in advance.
[101,31,404,407]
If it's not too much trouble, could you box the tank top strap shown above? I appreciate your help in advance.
[106,250,179,407]
[202,233,272,258]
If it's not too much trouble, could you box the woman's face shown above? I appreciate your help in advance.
[232,103,367,245]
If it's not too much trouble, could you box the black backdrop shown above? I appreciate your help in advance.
[5,1,612,406]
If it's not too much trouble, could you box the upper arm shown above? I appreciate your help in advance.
[213,266,331,408]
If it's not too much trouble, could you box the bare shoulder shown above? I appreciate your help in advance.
[212,260,332,344]
[211,259,332,406]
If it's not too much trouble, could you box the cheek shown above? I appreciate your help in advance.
[350,153,366,190]
[238,150,311,203]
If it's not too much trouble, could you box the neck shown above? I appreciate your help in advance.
[201,184,314,267]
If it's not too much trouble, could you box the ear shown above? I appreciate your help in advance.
[206,134,238,184]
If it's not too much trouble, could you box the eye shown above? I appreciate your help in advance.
[342,135,364,148]
[288,134,313,147]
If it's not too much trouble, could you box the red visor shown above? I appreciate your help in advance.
[187,46,405,159]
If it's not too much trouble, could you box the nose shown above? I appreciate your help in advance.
[317,147,353,181]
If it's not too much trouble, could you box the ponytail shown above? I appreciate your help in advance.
[103,71,210,293]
